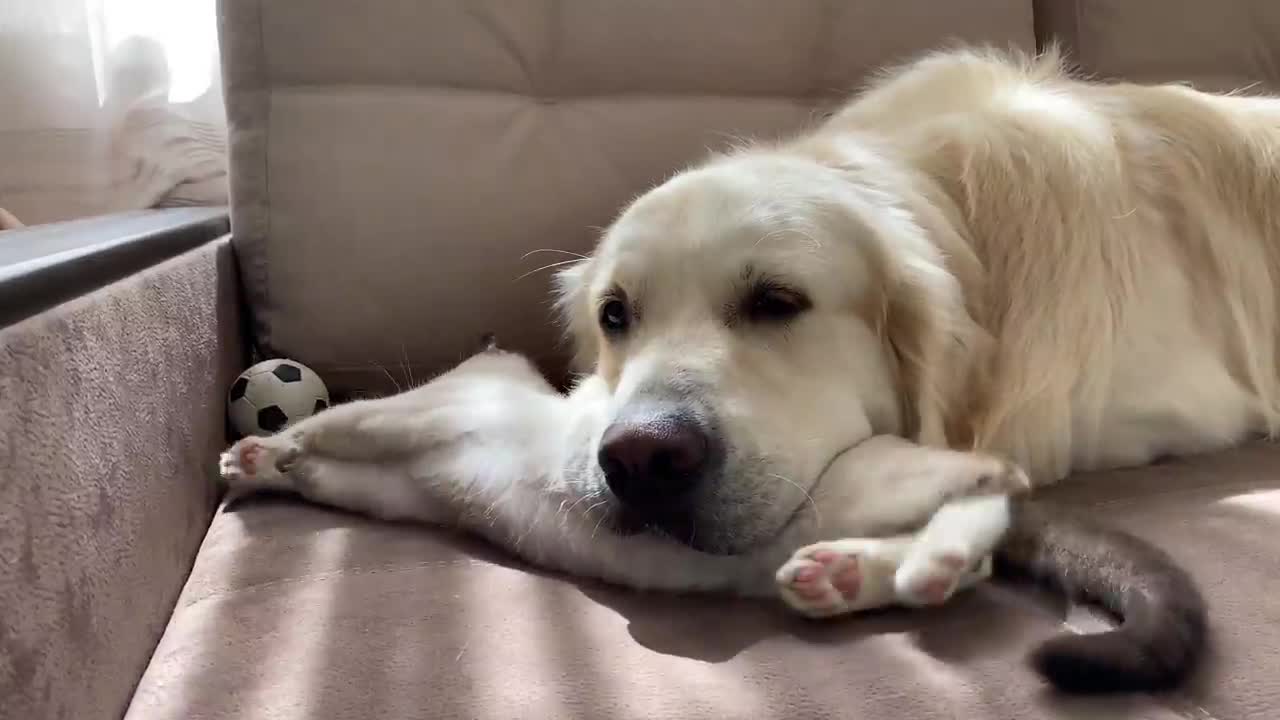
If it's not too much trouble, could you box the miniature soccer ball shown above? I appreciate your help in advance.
[227,359,329,437]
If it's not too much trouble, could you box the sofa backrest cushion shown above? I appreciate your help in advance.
[220,0,1034,393]
[1035,0,1280,92]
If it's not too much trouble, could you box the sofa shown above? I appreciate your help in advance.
[4,1,1280,718]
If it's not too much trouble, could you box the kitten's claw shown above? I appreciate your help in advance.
[944,457,1031,502]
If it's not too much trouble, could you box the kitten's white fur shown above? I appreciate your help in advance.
[221,348,1025,615]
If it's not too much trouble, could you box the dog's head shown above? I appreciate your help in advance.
[556,150,968,554]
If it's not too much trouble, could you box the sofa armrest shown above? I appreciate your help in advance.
[0,207,229,327]
[0,210,245,720]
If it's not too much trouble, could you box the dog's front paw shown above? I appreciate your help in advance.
[775,539,900,618]
[219,435,300,491]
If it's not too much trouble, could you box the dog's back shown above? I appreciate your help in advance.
[803,48,1280,481]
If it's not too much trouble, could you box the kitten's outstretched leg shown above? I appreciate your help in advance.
[220,382,1029,605]
[219,395,460,476]
[219,418,764,594]
[893,495,1012,606]
[222,386,441,476]
[221,432,416,518]
[233,346,557,464]
[219,349,563,521]
[810,436,1030,536]
[219,433,299,491]
[776,438,1028,617]
[221,440,445,523]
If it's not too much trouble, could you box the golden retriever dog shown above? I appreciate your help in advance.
[550,45,1253,686]
[224,47,1250,692]
[559,46,1280,492]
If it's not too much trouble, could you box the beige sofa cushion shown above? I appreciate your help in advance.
[221,0,1034,394]
[1036,0,1280,92]
[123,443,1280,720]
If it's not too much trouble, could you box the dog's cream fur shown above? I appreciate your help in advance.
[559,46,1280,488]
[224,47,1280,618]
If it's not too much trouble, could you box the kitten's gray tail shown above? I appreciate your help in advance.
[994,498,1207,694]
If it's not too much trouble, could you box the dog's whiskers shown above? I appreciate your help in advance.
[515,258,585,282]
[768,472,821,527]
[752,229,789,248]
[562,490,603,519]
[585,499,613,538]
[751,227,823,252]
[793,229,823,252]
[398,342,417,389]
[521,248,589,261]
[368,360,403,394]
[513,508,544,551]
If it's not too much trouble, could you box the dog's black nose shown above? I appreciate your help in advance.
[598,416,710,510]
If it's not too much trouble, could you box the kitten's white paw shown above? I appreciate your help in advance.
[776,539,899,618]
[894,549,991,607]
[219,435,299,490]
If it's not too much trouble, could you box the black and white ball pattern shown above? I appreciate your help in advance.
[227,359,330,437]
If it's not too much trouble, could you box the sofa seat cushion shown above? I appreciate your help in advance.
[124,444,1280,719]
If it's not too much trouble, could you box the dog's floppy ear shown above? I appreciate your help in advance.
[881,264,959,446]
[553,258,599,372]
[813,143,976,446]
[872,222,978,448]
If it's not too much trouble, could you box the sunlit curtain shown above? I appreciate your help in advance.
[0,0,227,227]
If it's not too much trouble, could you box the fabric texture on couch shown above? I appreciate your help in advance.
[123,442,1280,720]
[1036,0,1280,92]
[1041,444,1280,720]
[0,240,244,720]
[219,0,1035,395]
[178,2,1280,719]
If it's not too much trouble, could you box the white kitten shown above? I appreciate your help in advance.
[220,343,1205,693]
[220,342,1025,609]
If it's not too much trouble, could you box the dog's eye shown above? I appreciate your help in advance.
[599,298,631,334]
[745,286,810,323]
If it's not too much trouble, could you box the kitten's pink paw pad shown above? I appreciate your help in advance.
[777,549,862,617]
[219,436,296,489]
[895,552,974,607]
[908,576,959,605]
[776,540,898,618]
[238,441,263,475]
